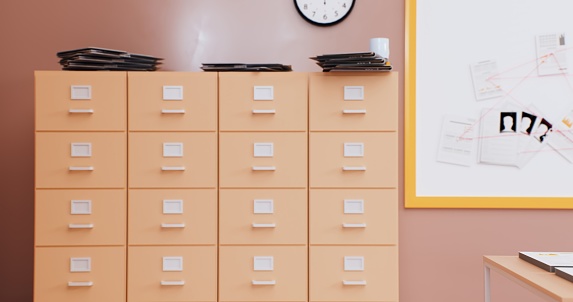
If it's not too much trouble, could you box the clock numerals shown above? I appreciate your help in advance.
[295,0,354,26]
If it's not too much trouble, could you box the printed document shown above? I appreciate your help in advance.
[437,115,477,166]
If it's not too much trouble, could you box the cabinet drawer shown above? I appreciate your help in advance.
[129,132,217,188]
[309,189,397,245]
[219,72,308,131]
[128,72,217,131]
[35,132,126,189]
[219,189,307,245]
[128,246,217,302]
[128,189,217,245]
[309,72,397,131]
[35,189,126,246]
[219,246,307,302]
[35,71,126,131]
[34,246,126,302]
[310,246,398,302]
[219,133,307,188]
[309,132,397,188]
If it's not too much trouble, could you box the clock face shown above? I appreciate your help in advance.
[294,0,355,26]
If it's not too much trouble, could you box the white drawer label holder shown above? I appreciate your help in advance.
[254,86,274,101]
[71,143,92,157]
[71,85,92,100]
[344,199,365,214]
[163,199,184,214]
[344,142,364,157]
[254,199,274,214]
[163,142,184,158]
[70,257,91,272]
[163,86,184,101]
[71,200,92,215]
[344,86,365,101]
[254,256,274,271]
[344,256,365,271]
[254,143,274,157]
[163,256,184,271]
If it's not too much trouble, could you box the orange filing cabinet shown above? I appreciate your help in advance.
[34,71,127,302]
[34,71,399,302]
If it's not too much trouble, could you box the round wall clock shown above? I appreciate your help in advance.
[294,0,355,26]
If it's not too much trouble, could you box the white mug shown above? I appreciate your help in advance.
[370,37,390,58]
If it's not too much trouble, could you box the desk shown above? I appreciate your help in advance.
[484,256,573,302]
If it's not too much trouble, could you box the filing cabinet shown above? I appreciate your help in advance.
[35,71,128,302]
[35,71,398,302]
[309,72,399,302]
[127,72,219,302]
[218,72,309,301]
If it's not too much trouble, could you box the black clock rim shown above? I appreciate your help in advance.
[293,0,355,27]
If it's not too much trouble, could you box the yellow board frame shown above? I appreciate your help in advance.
[404,0,573,209]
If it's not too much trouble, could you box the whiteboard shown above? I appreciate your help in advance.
[405,0,573,208]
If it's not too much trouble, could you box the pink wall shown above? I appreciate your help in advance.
[0,0,570,301]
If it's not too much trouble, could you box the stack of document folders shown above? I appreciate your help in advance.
[310,52,392,72]
[519,251,573,282]
[57,47,163,71]
[200,63,292,72]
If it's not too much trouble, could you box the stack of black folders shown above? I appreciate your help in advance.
[201,63,292,72]
[310,52,392,72]
[57,47,163,71]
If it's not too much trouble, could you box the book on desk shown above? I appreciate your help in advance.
[556,267,573,283]
[519,251,573,272]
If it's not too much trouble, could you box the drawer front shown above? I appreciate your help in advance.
[128,246,217,302]
[309,189,397,245]
[128,72,217,131]
[309,246,398,302]
[219,133,307,188]
[35,189,126,246]
[219,246,307,302]
[309,132,397,188]
[34,246,126,302]
[35,71,126,131]
[128,189,217,245]
[35,132,126,189]
[219,189,307,245]
[129,132,217,188]
[219,72,308,131]
[309,72,397,131]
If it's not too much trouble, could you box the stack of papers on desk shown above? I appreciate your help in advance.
[555,267,573,283]
[310,52,392,72]
[519,251,573,272]
[57,47,163,71]
[201,63,292,72]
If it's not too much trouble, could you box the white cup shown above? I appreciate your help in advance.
[370,37,390,58]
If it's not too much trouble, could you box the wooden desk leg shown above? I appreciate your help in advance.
[485,266,491,302]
